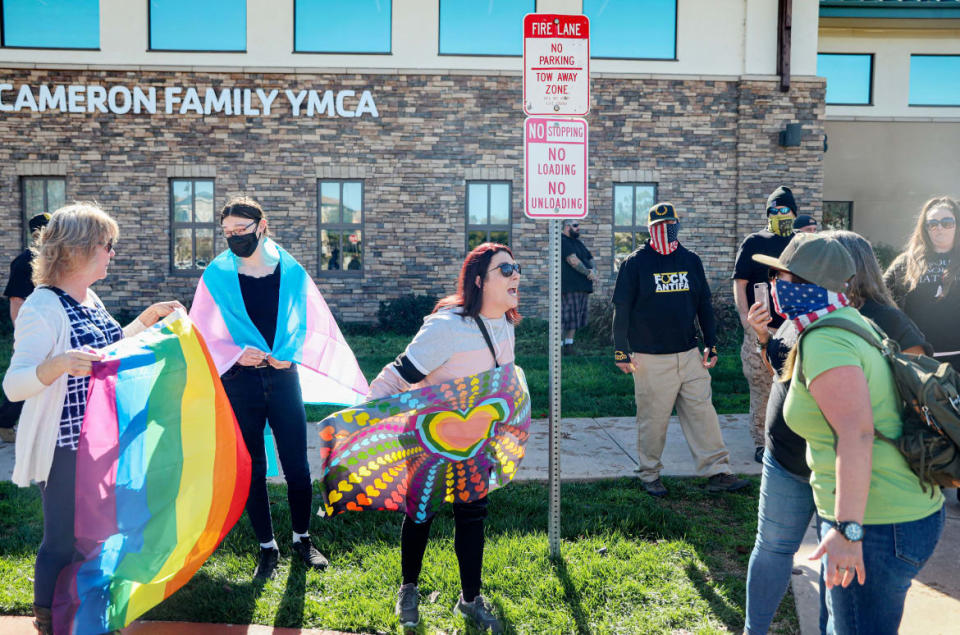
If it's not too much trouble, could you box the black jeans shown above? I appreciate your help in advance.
[401,497,488,602]
[222,364,313,544]
[0,396,23,429]
[35,445,77,608]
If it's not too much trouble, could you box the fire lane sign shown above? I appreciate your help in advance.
[523,13,590,116]
[524,117,588,219]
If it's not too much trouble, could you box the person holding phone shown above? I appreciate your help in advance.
[612,202,748,498]
[732,186,798,462]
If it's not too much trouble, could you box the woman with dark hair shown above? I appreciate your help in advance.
[743,230,930,634]
[190,196,367,581]
[885,196,960,370]
[368,242,521,633]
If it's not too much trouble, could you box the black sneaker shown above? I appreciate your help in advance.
[707,473,750,493]
[395,583,420,628]
[455,594,503,633]
[292,537,329,570]
[754,446,765,464]
[641,477,668,498]
[253,546,279,580]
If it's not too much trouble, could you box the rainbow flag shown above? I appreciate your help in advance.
[189,238,368,406]
[319,364,531,523]
[52,310,251,635]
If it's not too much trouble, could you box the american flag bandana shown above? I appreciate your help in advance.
[771,279,849,333]
[649,221,679,255]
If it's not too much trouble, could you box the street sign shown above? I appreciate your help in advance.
[523,13,590,116]
[524,117,588,219]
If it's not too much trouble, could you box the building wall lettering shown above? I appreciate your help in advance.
[0,84,380,118]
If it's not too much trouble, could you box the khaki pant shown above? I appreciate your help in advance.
[631,348,732,482]
[740,331,773,447]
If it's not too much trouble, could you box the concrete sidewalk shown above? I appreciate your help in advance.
[1,414,958,633]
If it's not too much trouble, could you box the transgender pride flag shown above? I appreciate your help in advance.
[189,238,368,406]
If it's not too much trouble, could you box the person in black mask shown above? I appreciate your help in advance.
[191,196,330,580]
[732,185,798,463]
[612,202,748,498]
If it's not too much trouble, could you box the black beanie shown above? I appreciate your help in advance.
[766,186,797,214]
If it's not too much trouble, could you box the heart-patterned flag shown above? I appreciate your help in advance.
[318,364,531,523]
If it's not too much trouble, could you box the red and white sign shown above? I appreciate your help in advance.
[523,13,590,116]
[524,117,588,219]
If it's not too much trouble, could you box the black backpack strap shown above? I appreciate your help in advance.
[795,316,885,386]
[473,316,500,369]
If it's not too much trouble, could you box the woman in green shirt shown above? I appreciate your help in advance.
[753,233,944,635]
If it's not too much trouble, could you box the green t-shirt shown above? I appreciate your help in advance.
[783,307,943,524]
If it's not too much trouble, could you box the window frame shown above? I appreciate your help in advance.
[317,178,365,277]
[612,182,658,272]
[465,180,512,254]
[293,0,393,55]
[147,0,247,53]
[169,177,218,275]
[582,0,678,62]
[20,176,65,248]
[908,54,960,107]
[1,0,101,50]
[823,200,854,231]
[817,52,875,106]
[437,0,537,58]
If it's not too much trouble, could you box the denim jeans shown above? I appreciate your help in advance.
[222,364,313,544]
[746,451,821,635]
[819,506,945,635]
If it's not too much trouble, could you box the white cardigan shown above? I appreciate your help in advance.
[3,288,145,486]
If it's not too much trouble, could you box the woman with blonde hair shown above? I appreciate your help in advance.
[884,196,960,369]
[2,203,181,634]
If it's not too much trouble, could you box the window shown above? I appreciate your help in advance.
[909,55,960,106]
[170,179,216,272]
[295,0,391,53]
[466,182,511,252]
[817,53,873,105]
[149,0,245,52]
[613,183,656,270]
[2,0,99,49]
[21,177,65,245]
[438,0,532,56]
[319,180,363,273]
[584,0,676,60]
[823,201,853,231]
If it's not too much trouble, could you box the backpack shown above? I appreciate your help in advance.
[796,315,960,493]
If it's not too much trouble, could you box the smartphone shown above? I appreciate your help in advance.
[753,282,770,313]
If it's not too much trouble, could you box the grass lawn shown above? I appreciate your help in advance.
[0,477,799,634]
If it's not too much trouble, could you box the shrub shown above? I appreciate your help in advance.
[872,241,900,272]
[377,293,439,335]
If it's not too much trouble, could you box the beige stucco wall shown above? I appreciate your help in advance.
[823,120,960,250]
[0,0,819,78]
[819,19,960,119]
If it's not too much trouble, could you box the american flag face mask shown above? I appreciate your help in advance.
[772,279,849,332]
[649,221,679,255]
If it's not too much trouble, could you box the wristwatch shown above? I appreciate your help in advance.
[833,520,864,542]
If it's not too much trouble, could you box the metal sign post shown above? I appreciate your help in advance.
[523,12,590,560]
[547,219,562,557]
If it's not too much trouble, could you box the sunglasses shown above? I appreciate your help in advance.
[926,218,957,231]
[569,223,579,228]
[767,206,793,216]
[489,262,522,277]
[103,240,113,253]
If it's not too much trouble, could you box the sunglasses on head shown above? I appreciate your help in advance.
[768,206,793,216]
[489,262,522,277]
[927,218,957,231]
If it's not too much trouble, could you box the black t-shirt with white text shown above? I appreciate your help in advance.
[732,230,792,329]
[612,243,716,355]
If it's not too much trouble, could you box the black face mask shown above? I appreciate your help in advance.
[227,231,260,258]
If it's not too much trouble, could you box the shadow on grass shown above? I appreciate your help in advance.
[274,560,306,628]
[551,555,591,635]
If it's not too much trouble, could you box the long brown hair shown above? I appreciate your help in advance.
[826,230,895,308]
[434,242,522,324]
[889,196,960,295]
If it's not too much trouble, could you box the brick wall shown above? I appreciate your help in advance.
[0,69,824,322]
